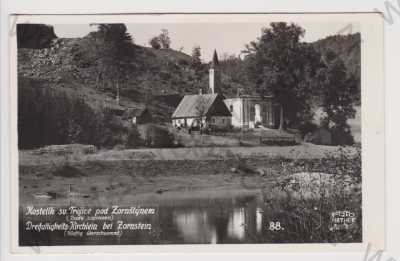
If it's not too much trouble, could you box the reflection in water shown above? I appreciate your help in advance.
[20,190,267,245]
[256,207,263,234]
[20,187,362,245]
[166,193,261,244]
[173,210,217,244]
[227,208,246,241]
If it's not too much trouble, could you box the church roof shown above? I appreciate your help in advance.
[172,93,231,119]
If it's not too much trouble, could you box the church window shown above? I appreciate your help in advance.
[250,106,255,121]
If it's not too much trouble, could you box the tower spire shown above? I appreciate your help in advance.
[211,49,219,68]
[209,50,221,94]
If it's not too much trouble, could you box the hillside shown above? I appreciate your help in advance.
[18,31,244,123]
[17,25,361,126]
[312,33,361,93]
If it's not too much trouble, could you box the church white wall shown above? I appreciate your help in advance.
[172,117,205,127]
[224,98,243,128]
[255,104,261,123]
[225,97,276,129]
[173,116,230,129]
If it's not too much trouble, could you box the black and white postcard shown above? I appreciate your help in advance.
[9,13,384,253]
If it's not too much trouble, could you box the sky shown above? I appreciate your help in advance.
[53,22,360,62]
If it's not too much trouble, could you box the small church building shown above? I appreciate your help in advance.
[172,50,279,130]
[225,95,279,129]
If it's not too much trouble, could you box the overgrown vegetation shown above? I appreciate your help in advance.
[138,124,176,148]
[17,24,57,49]
[261,147,362,243]
[18,78,142,149]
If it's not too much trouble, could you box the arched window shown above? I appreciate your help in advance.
[254,104,261,122]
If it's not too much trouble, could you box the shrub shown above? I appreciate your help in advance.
[17,24,57,49]
[268,148,362,243]
[18,79,105,149]
[178,58,189,66]
[331,125,355,145]
[297,122,318,138]
[126,124,143,148]
[138,124,175,148]
[149,36,161,49]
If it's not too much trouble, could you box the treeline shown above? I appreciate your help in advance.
[17,24,57,49]
[243,22,359,144]
[18,78,141,149]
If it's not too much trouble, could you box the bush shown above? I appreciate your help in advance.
[18,79,105,149]
[126,124,143,148]
[149,36,161,49]
[138,124,175,148]
[17,24,57,49]
[178,58,189,66]
[268,148,362,243]
[297,122,318,138]
[99,111,143,149]
[331,125,355,145]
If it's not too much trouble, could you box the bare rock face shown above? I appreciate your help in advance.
[17,24,57,49]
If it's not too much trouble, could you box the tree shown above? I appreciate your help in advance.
[219,54,247,83]
[190,45,205,85]
[94,24,134,104]
[149,36,161,49]
[318,51,358,145]
[158,29,171,49]
[194,95,208,134]
[191,45,202,67]
[17,24,57,49]
[245,22,322,130]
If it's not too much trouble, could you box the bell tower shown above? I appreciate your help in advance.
[209,50,221,94]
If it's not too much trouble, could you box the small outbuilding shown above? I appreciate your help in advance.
[124,107,153,125]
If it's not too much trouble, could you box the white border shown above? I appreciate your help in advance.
[7,13,384,255]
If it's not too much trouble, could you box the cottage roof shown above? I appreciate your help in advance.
[172,93,230,119]
[127,107,147,117]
